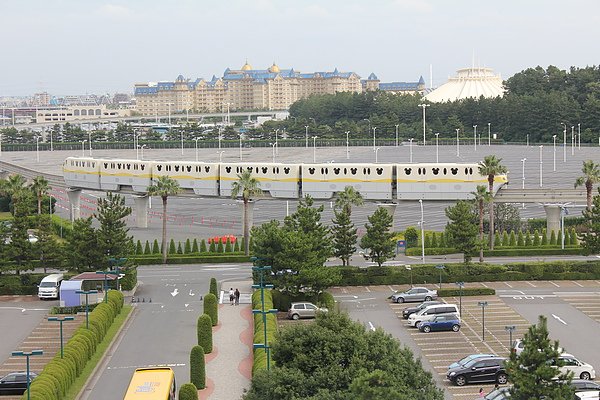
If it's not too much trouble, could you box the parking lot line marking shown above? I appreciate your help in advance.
[595,281,600,286]
[552,313,568,325]
[388,285,395,292]
[504,282,513,288]
[480,282,489,288]
[525,281,536,287]
[549,281,560,287]
[572,281,584,287]
[364,286,371,292]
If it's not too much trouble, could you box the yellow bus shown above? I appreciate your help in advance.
[123,367,176,400]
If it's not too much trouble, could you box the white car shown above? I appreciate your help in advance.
[555,354,596,380]
[577,391,600,399]
[407,304,459,327]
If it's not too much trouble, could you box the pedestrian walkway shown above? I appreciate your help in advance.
[198,280,253,400]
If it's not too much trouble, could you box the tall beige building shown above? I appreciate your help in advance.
[134,62,364,115]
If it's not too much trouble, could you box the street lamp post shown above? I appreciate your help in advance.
[578,123,581,149]
[11,350,43,400]
[455,282,464,317]
[395,124,399,147]
[435,264,445,289]
[35,137,40,162]
[375,147,381,163]
[140,145,147,160]
[419,199,425,263]
[488,122,491,146]
[81,140,86,157]
[180,129,184,155]
[274,129,279,155]
[304,125,309,148]
[313,136,317,163]
[478,301,488,341]
[455,128,460,157]
[560,123,567,162]
[88,129,92,156]
[363,118,370,140]
[409,138,414,163]
[571,126,575,156]
[372,127,377,151]
[505,325,516,349]
[251,261,278,371]
[473,125,477,151]
[239,134,243,161]
[96,270,118,303]
[521,158,526,209]
[271,143,276,163]
[435,133,440,163]
[405,265,412,287]
[48,316,74,358]
[218,150,224,162]
[75,289,98,329]
[418,103,429,145]
[527,134,529,147]
[539,145,543,188]
[345,131,350,159]
[194,138,200,162]
[552,135,557,171]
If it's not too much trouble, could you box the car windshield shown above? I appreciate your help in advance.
[39,282,56,287]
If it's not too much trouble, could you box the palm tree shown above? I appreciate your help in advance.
[478,155,507,250]
[231,170,262,256]
[147,176,181,264]
[30,176,49,215]
[334,186,364,216]
[0,174,28,215]
[574,160,600,212]
[473,185,491,262]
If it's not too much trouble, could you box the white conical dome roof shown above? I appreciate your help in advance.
[425,67,504,103]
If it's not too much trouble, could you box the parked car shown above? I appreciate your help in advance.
[484,387,511,399]
[287,302,327,320]
[552,354,596,380]
[418,314,460,333]
[408,303,460,327]
[0,372,38,395]
[447,356,508,386]
[391,287,437,303]
[576,391,600,399]
[570,379,600,392]
[402,300,443,319]
[512,339,563,357]
[448,354,497,370]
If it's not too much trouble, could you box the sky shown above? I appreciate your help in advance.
[1,0,599,96]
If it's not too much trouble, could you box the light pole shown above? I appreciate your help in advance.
[271,143,276,163]
[274,129,279,155]
[455,128,460,157]
[561,123,567,162]
[239,134,243,161]
[140,144,147,160]
[251,262,278,371]
[194,138,200,162]
[435,264,445,288]
[487,122,491,146]
[218,150,224,162]
[571,125,575,156]
[395,124,399,147]
[313,136,317,163]
[405,265,412,287]
[539,145,543,188]
[36,137,40,162]
[50,127,53,151]
[552,135,557,171]
[304,125,309,148]
[372,127,377,150]
[375,147,381,163]
[88,129,92,156]
[48,316,74,358]
[578,123,581,149]
[135,133,139,159]
[419,199,425,263]
[345,131,350,159]
[81,140,86,157]
[96,270,118,303]
[363,118,370,140]
[521,158,526,209]
[218,127,222,150]
[505,325,516,349]
[473,124,477,151]
[418,103,429,145]
[11,350,43,400]
[455,282,464,317]
[76,289,98,329]
[435,133,440,163]
[180,128,184,155]
[526,134,529,147]
[409,138,414,163]
[478,301,488,341]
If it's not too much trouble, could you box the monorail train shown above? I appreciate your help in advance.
[63,157,508,200]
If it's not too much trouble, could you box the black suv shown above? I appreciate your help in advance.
[402,300,442,319]
[0,372,37,395]
[447,356,507,386]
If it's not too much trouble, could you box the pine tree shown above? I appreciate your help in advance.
[144,240,151,255]
[95,192,133,260]
[517,230,525,247]
[541,228,548,245]
[200,239,207,253]
[533,229,541,246]
[550,230,557,246]
[177,242,183,254]
[431,232,438,248]
[331,209,358,266]
[135,240,143,254]
[525,230,532,246]
[506,315,574,399]
[360,207,395,266]
[184,238,191,254]
[152,239,160,254]
[169,239,176,254]
[509,231,516,247]
[192,238,199,253]
[445,201,478,263]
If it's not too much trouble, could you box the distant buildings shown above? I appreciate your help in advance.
[134,62,426,115]
[424,67,504,103]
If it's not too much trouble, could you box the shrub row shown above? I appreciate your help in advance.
[335,260,600,286]
[437,288,496,297]
[271,290,335,312]
[25,290,124,400]
[190,345,205,390]
[196,314,213,353]
[133,237,243,256]
[132,254,250,265]
[203,293,218,327]
[50,303,100,315]
[405,246,582,257]
[251,289,277,375]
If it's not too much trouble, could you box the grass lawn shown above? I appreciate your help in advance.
[64,305,133,400]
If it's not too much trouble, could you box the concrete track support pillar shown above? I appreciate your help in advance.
[67,188,82,221]
[544,204,561,236]
[133,195,149,228]
[376,202,397,230]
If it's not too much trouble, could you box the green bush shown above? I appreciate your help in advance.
[200,239,207,252]
[144,240,151,254]
[525,231,532,246]
[120,267,137,291]
[424,234,431,248]
[209,278,218,298]
[169,239,177,254]
[203,293,218,326]
[509,231,516,246]
[502,231,509,246]
[152,239,160,254]
[197,314,213,353]
[133,254,250,265]
[135,240,143,254]
[550,230,557,245]
[517,231,525,246]
[184,239,192,254]
[570,228,578,245]
[225,239,232,252]
[190,345,206,390]
[234,240,240,252]
[177,242,183,254]
[438,287,496,297]
[404,226,418,248]
[217,241,224,253]
[192,238,199,253]
[209,241,216,252]
[495,231,501,247]
[178,383,199,400]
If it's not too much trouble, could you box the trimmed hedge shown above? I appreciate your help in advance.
[203,293,218,326]
[438,288,496,297]
[251,289,278,375]
[25,290,125,400]
[209,278,218,298]
[178,383,199,400]
[132,254,250,265]
[197,314,213,353]
[50,303,101,315]
[405,246,582,257]
[190,345,206,390]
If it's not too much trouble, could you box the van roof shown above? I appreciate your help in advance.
[41,274,64,281]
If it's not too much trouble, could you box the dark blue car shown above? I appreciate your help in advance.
[418,314,460,333]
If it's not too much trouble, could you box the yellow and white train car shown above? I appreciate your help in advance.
[152,161,219,196]
[301,163,394,200]
[395,163,507,200]
[99,159,153,192]
[219,162,301,198]
[63,157,102,189]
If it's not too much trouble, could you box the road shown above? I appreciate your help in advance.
[81,264,250,400]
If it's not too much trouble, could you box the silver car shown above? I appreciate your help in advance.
[287,302,328,320]
[391,287,437,303]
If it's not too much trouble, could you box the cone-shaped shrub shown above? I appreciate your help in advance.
[203,293,218,326]
[209,241,216,253]
[423,234,431,248]
[225,239,232,253]
[144,240,151,255]
[216,241,224,253]
[169,239,177,254]
[557,230,563,246]
[185,239,191,254]
[517,231,524,246]
[431,232,438,248]
[570,228,578,245]
[197,314,213,353]
[439,232,446,247]
[234,240,240,252]
[135,240,143,254]
[177,242,183,254]
[209,278,218,298]
[525,230,532,246]
[550,230,557,245]
[192,238,199,253]
[190,345,206,390]
[152,239,160,254]
[533,229,541,246]
[495,231,502,247]
[178,383,199,400]
[502,231,509,247]
[509,231,516,247]
[541,228,548,245]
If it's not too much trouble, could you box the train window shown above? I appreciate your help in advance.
[443,168,447,175]
[451,167,458,175]
[469,167,473,174]
[334,168,340,175]
[276,167,280,173]
[432,168,439,175]
[167,166,171,171]
[111,163,115,168]
[308,167,316,175]
[141,164,145,171]
[417,167,421,174]
[344,168,347,174]
[284,167,290,174]
[376,167,383,175]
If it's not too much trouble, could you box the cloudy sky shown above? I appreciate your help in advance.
[1,0,598,96]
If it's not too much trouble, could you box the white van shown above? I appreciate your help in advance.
[38,274,64,300]
[408,303,459,327]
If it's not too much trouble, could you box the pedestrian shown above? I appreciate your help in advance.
[229,287,234,305]
[478,388,485,398]
[234,288,240,305]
